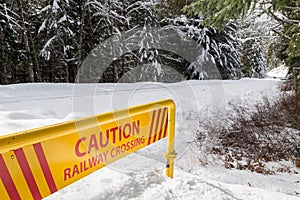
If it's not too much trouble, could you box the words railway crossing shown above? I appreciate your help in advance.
[0,99,176,200]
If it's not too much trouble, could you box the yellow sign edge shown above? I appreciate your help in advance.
[0,99,175,154]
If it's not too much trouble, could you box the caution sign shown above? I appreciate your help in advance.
[0,99,176,200]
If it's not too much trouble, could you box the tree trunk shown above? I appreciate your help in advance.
[77,1,86,74]
[0,64,8,85]
[16,0,34,82]
[63,61,70,83]
[3,66,8,84]
[294,67,300,108]
[0,32,8,84]
[50,56,56,82]
[28,28,41,82]
[121,0,125,78]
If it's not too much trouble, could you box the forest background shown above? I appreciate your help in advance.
[0,0,298,84]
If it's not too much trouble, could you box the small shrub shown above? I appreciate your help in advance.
[196,93,300,174]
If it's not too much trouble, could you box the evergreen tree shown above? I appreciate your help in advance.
[184,0,300,75]
[165,16,241,79]
[0,2,21,84]
[98,0,162,83]
[240,38,266,78]
[237,12,277,78]
[276,1,300,70]
[0,0,42,83]
[38,0,81,82]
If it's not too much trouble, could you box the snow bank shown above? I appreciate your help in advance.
[1,79,298,199]
[266,65,289,79]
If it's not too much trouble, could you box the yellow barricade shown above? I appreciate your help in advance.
[0,99,176,200]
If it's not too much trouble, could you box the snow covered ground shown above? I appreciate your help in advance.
[0,79,299,199]
[266,65,289,79]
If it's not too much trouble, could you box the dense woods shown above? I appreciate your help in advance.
[0,0,298,84]
[185,0,300,79]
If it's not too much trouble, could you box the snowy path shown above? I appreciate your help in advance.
[45,154,299,200]
[1,79,299,199]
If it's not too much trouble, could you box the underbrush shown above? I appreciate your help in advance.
[196,93,300,175]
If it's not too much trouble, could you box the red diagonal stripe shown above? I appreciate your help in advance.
[148,110,157,145]
[157,107,167,140]
[15,148,42,200]
[0,154,21,200]
[33,143,57,194]
[163,112,169,138]
[152,108,162,143]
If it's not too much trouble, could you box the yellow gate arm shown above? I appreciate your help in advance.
[0,99,176,200]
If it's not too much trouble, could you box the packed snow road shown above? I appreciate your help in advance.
[1,79,299,199]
